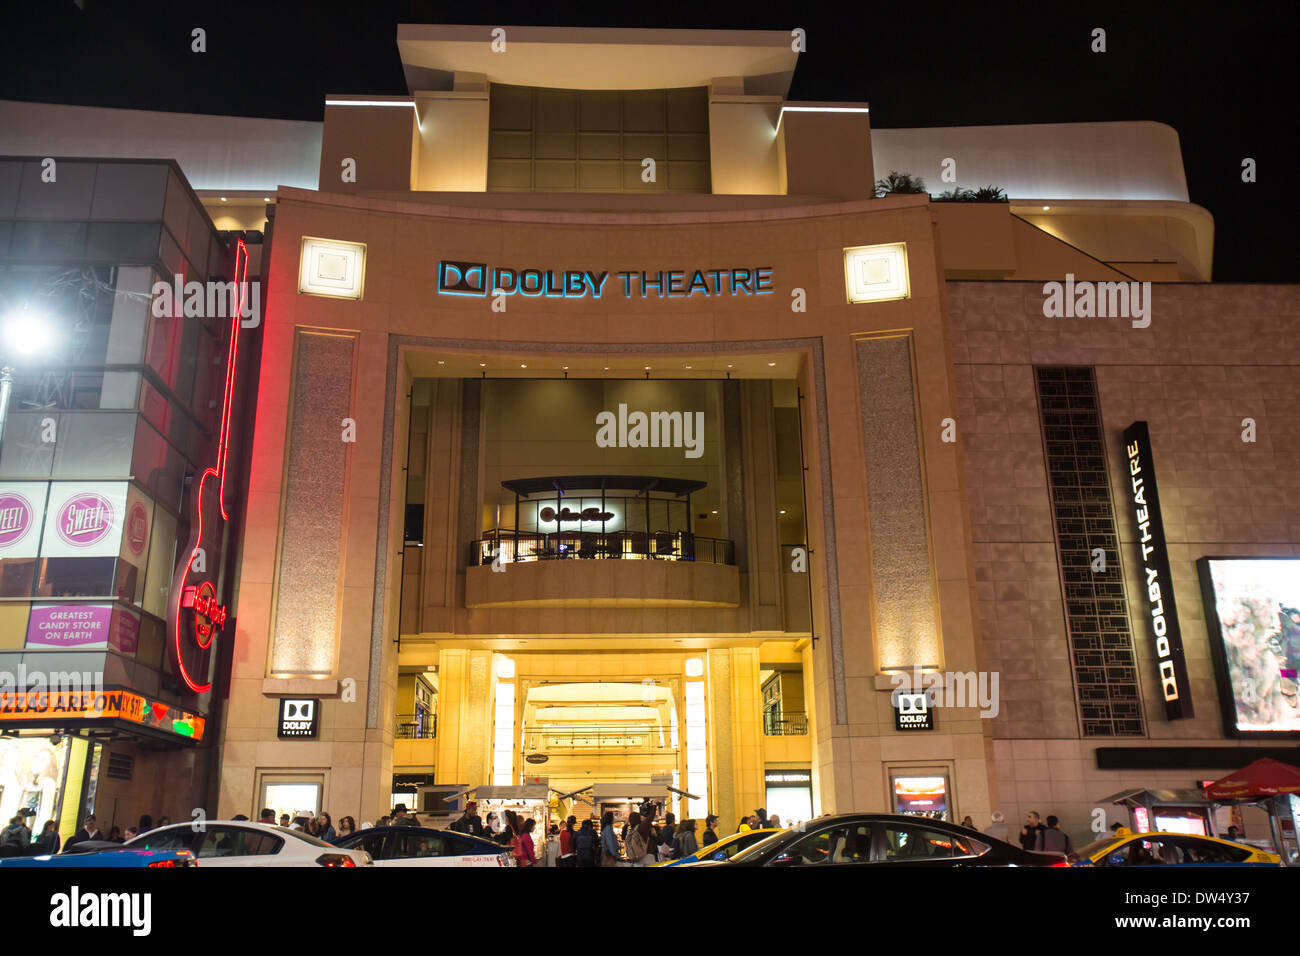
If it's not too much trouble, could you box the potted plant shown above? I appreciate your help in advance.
[874,171,927,198]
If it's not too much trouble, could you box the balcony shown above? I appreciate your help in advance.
[395,713,437,739]
[472,530,734,566]
[763,712,808,736]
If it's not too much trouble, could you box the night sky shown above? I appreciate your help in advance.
[0,0,1294,282]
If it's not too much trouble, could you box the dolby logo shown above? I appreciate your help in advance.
[894,692,934,731]
[278,698,320,738]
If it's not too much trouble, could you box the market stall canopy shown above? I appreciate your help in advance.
[1202,758,1300,801]
[592,783,673,802]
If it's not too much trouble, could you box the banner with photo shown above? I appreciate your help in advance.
[38,481,129,559]
[1199,557,1300,734]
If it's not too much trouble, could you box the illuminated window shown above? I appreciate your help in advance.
[492,656,516,785]
[685,680,707,818]
[843,242,909,304]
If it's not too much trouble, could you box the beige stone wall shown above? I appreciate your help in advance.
[949,280,1300,844]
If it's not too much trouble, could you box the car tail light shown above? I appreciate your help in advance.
[1050,860,1071,867]
[147,858,193,867]
[316,853,357,867]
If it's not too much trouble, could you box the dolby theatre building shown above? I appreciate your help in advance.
[6,24,1297,841]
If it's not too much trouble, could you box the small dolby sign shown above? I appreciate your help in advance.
[894,692,934,731]
[278,698,320,739]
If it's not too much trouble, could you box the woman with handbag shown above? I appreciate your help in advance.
[515,818,539,867]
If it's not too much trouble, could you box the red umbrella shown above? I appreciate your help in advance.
[1202,758,1300,801]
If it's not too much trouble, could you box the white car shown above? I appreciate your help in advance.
[124,821,371,867]
[334,826,516,866]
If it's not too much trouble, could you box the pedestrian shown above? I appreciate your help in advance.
[390,804,415,826]
[517,818,538,867]
[600,810,622,866]
[559,816,577,867]
[1227,825,1241,842]
[702,815,719,847]
[65,814,100,850]
[960,815,975,830]
[376,815,390,828]
[486,811,502,836]
[279,813,291,828]
[737,817,752,834]
[1037,815,1072,855]
[1019,811,1045,851]
[660,811,676,853]
[544,824,561,867]
[33,820,60,854]
[123,827,139,841]
[138,814,154,834]
[755,807,769,830]
[314,812,336,843]
[675,818,700,860]
[232,814,249,821]
[108,826,123,843]
[985,811,1011,843]
[575,818,597,867]
[334,816,356,842]
[156,816,171,828]
[259,808,276,826]
[449,801,485,837]
[768,814,782,829]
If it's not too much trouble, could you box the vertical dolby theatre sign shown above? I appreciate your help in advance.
[1123,421,1193,719]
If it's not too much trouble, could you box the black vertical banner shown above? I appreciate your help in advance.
[1122,421,1193,719]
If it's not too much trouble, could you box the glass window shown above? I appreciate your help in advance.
[51,413,137,477]
[127,826,194,852]
[776,825,872,865]
[196,827,281,859]
[0,413,56,477]
[394,831,445,858]
[881,825,979,861]
[36,557,116,597]
[346,831,390,860]
[1174,838,1249,864]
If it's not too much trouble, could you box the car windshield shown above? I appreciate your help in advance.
[285,829,337,848]
[724,830,789,864]
[1074,836,1122,859]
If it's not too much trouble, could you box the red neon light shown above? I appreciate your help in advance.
[169,237,250,694]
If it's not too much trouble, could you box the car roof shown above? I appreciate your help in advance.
[347,826,501,846]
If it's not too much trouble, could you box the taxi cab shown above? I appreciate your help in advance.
[1069,830,1282,867]
[652,828,782,867]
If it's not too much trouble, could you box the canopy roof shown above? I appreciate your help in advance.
[1202,758,1300,801]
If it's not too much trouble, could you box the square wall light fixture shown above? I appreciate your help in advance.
[844,242,909,304]
[299,236,367,299]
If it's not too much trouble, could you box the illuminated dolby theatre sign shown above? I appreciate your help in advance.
[1123,421,1193,720]
[437,260,775,300]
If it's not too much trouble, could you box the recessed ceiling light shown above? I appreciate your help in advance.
[768,362,776,367]
[220,197,227,202]
[1042,205,1050,211]
[726,364,734,368]
[479,362,486,367]
[685,365,692,369]
[562,365,569,370]
[264,197,271,202]
[711,510,718,514]
[603,366,610,370]
[437,360,445,365]
[520,363,527,368]
[779,509,786,514]
[644,366,651,370]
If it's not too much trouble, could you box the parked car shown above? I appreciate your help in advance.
[1069,831,1282,867]
[652,828,782,867]
[0,847,195,867]
[124,821,370,867]
[334,826,516,866]
[678,814,1068,867]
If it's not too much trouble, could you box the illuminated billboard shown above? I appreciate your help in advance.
[1198,557,1300,737]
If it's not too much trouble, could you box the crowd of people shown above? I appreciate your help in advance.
[0,811,178,855]
[446,801,783,867]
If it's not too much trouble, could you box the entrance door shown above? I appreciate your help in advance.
[257,773,324,824]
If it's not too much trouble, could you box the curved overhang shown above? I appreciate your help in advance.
[397,24,799,96]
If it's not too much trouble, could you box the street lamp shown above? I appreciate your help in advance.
[0,304,57,448]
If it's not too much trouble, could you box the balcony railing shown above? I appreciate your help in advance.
[472,530,734,567]
[395,713,436,739]
[763,713,809,736]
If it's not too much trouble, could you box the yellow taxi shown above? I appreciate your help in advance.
[1069,830,1281,867]
[652,828,782,867]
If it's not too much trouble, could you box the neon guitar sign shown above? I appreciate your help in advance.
[167,238,248,694]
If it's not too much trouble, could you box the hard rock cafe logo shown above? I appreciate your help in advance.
[183,580,227,648]
[56,493,114,548]
[0,493,34,547]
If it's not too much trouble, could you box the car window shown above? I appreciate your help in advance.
[197,827,279,859]
[127,827,194,852]
[342,831,390,859]
[1104,837,1167,866]
[774,825,872,865]
[394,831,444,858]
[443,836,493,857]
[881,826,982,860]
[1173,838,1250,864]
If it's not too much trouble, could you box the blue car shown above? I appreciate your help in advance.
[0,846,196,867]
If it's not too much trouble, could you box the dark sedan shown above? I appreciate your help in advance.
[335,826,515,867]
[681,814,1068,867]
